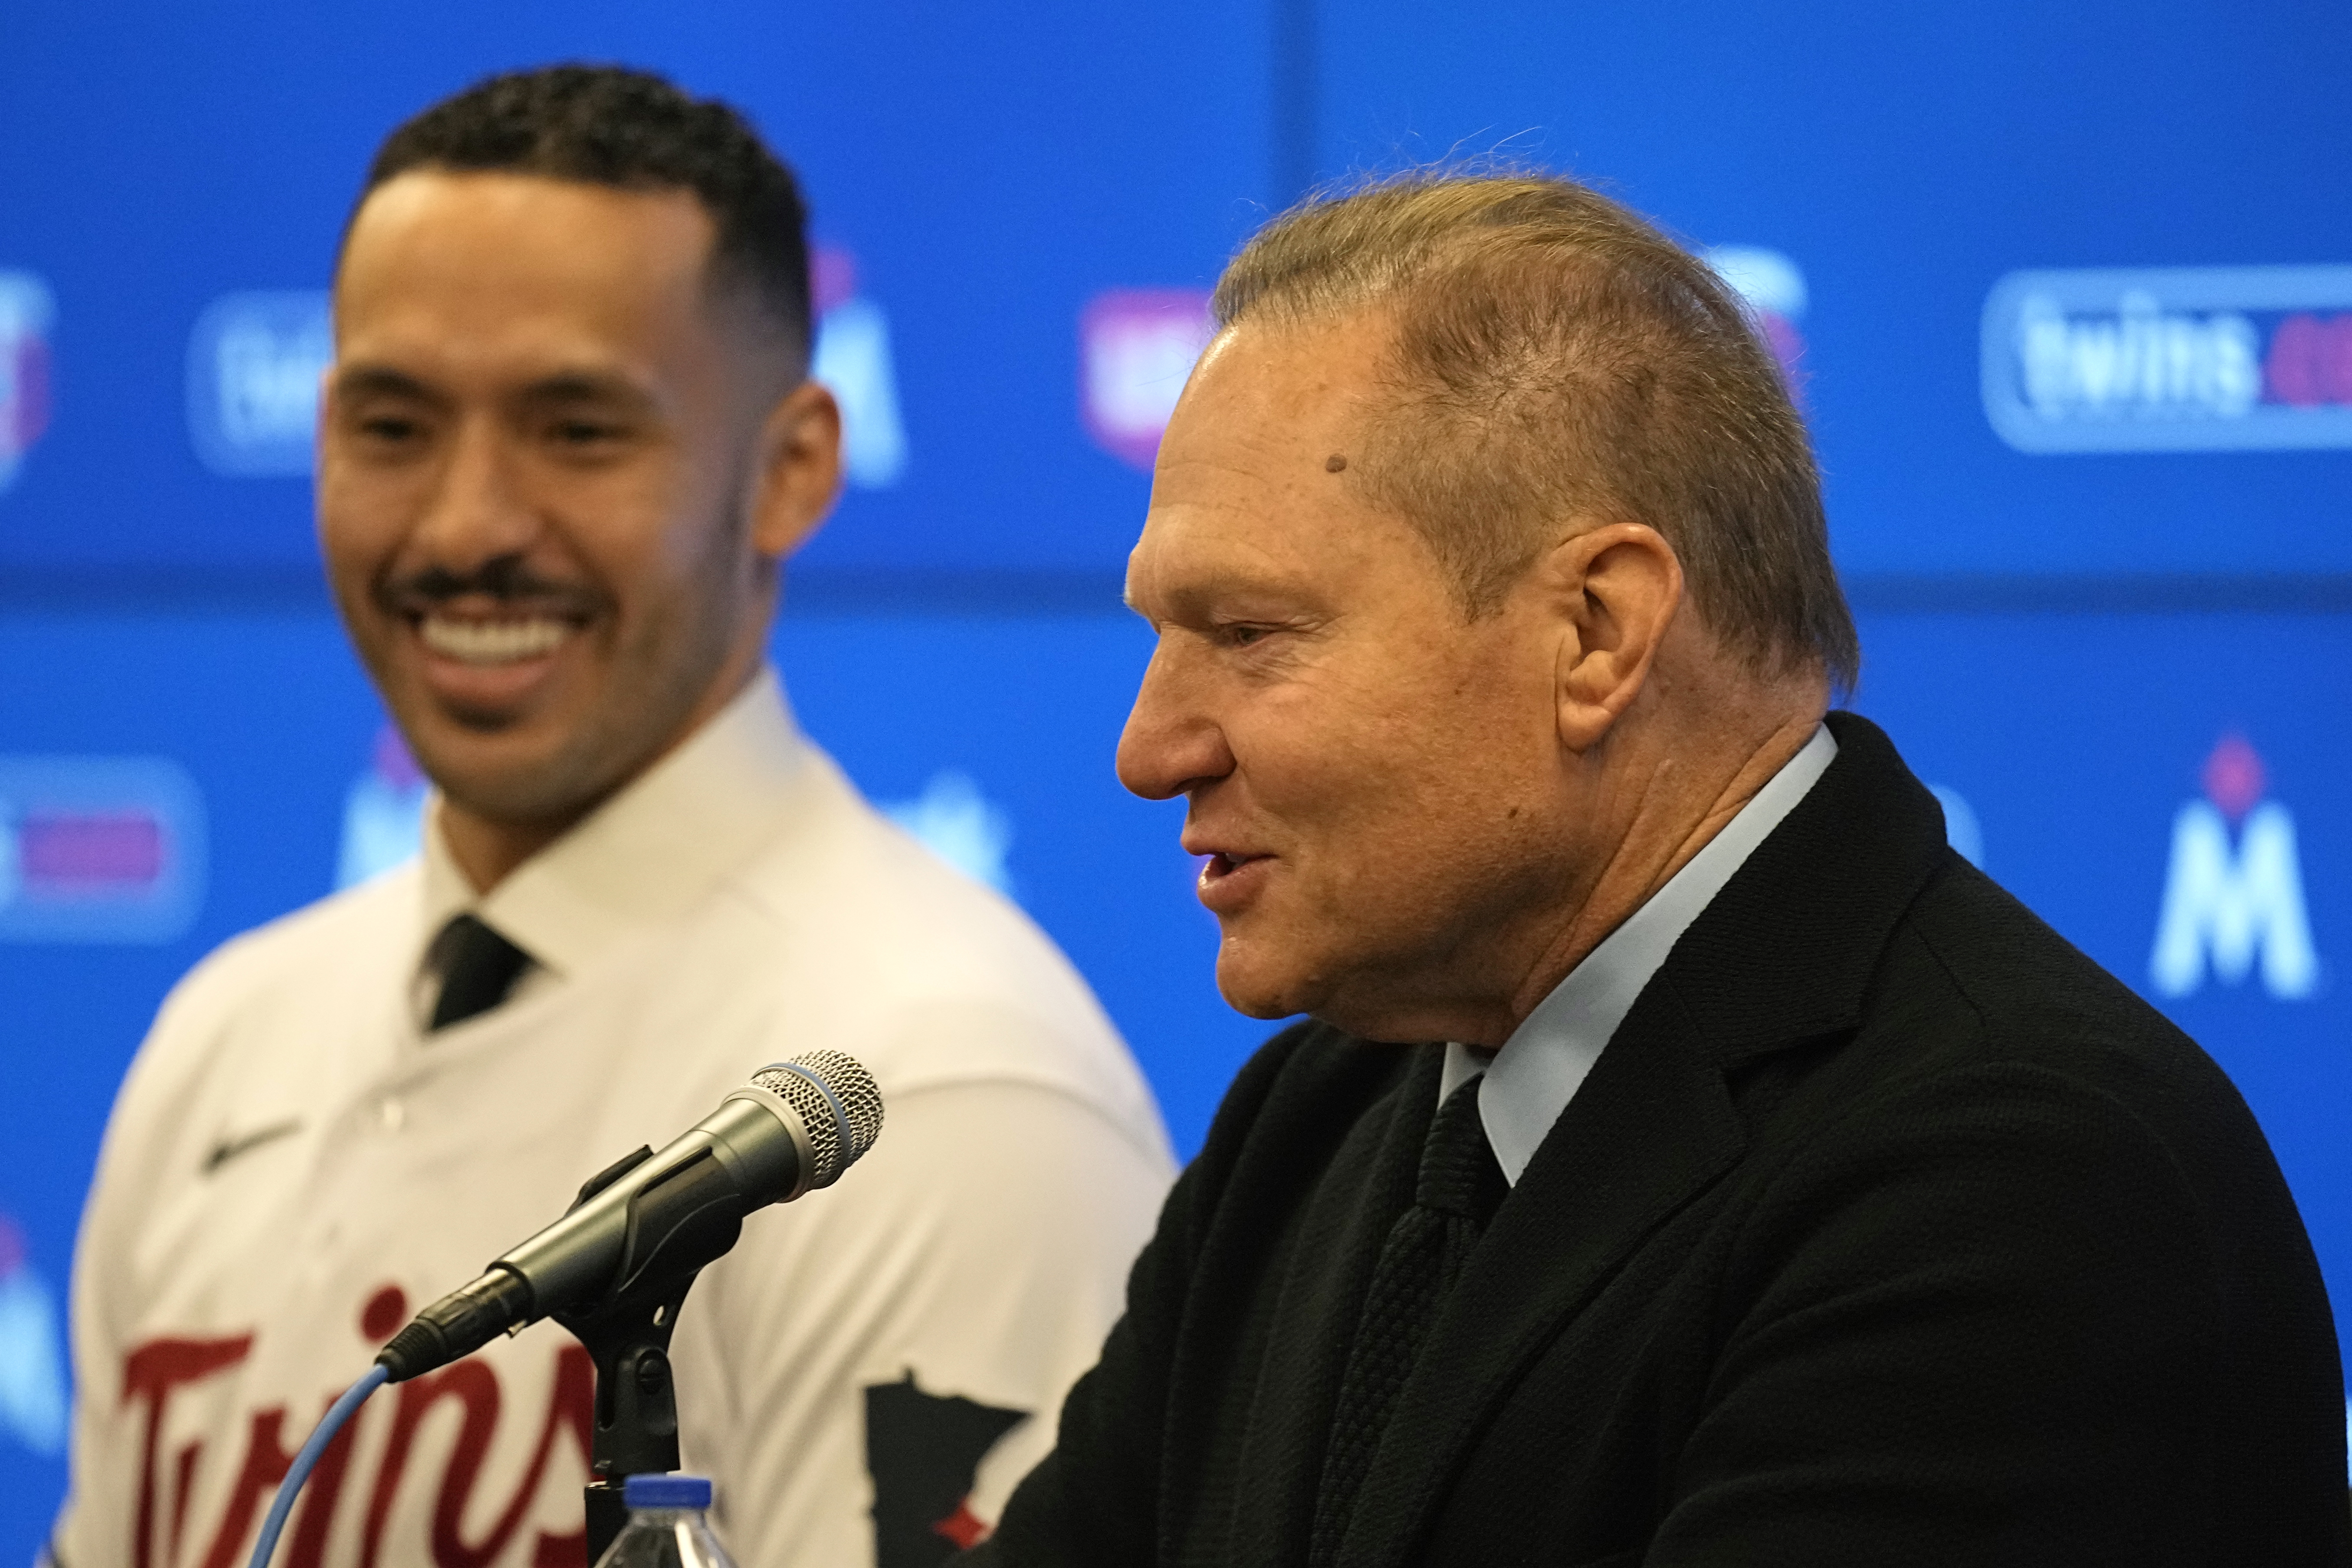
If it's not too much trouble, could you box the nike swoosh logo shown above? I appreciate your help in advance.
[202,1120,303,1175]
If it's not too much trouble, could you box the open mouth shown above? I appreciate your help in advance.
[384,591,604,715]
[416,613,576,667]
[376,561,605,679]
[1196,851,1274,913]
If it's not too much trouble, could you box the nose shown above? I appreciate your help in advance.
[410,414,539,573]
[1116,638,1235,802]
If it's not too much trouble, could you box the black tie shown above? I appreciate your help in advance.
[427,913,533,1031]
[1310,1075,1506,1568]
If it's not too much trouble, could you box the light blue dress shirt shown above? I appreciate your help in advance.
[1439,724,1838,1184]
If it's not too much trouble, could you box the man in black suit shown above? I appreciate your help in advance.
[962,171,2349,1565]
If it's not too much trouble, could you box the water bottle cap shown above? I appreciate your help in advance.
[623,1473,711,1510]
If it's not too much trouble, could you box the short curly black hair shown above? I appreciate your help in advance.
[353,64,812,370]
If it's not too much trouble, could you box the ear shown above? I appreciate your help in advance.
[1545,522,1684,751]
[746,379,843,560]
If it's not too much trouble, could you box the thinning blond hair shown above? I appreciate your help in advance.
[1213,169,1859,692]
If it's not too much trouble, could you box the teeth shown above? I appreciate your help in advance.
[418,615,572,666]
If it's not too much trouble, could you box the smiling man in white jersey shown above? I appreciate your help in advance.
[49,65,1173,1568]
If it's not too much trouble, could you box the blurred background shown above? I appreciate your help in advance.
[2,0,2348,1554]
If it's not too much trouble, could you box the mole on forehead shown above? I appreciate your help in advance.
[1325,453,1349,473]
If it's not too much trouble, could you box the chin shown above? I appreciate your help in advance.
[1218,957,1438,1045]
[1222,993,1307,1023]
[415,733,601,826]
[1212,945,1320,1024]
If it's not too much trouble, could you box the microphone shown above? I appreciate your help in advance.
[376,1050,883,1382]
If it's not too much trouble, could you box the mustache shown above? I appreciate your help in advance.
[374,557,607,618]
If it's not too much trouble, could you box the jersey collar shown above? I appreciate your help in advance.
[418,666,810,990]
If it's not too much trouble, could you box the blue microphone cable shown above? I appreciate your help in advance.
[244,1363,391,1568]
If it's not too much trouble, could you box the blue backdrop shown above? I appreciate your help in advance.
[3,2,2348,1560]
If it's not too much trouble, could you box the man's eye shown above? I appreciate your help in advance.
[356,415,422,444]
[552,420,624,446]
[1223,624,1274,648]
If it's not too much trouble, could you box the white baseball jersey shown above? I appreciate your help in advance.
[52,670,1174,1568]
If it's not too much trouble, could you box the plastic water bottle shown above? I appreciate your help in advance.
[592,1474,734,1568]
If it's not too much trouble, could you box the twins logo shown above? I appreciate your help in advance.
[2149,734,2322,1001]
[1982,265,2352,453]
[0,271,56,493]
[123,1287,595,1568]
[121,1292,1016,1568]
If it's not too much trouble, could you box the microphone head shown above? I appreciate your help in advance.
[752,1050,884,1189]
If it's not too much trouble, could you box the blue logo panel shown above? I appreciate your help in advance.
[186,291,331,477]
[1983,266,2352,454]
[0,757,206,944]
[0,272,55,495]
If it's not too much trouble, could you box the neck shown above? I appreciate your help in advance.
[1512,712,1818,1013]
[434,647,769,895]
[438,801,576,895]
[1445,680,1826,1047]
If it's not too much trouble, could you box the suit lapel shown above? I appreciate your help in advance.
[1154,1032,1437,1567]
[1224,1050,1443,1565]
[1337,983,1744,1568]
[1333,712,1953,1568]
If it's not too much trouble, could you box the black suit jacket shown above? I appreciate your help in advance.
[967,714,2347,1566]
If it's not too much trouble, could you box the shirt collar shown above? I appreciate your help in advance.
[1441,722,1839,1184]
[418,666,809,985]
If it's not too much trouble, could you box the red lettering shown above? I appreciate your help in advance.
[124,1331,595,1568]
[2266,312,2352,407]
[522,1348,594,1568]
[362,1361,498,1568]
[361,1346,597,1568]
[286,1390,370,1568]
[124,1335,252,1568]
[194,1409,295,1568]
[169,1443,201,1567]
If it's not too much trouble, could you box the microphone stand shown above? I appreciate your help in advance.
[552,1146,742,1565]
